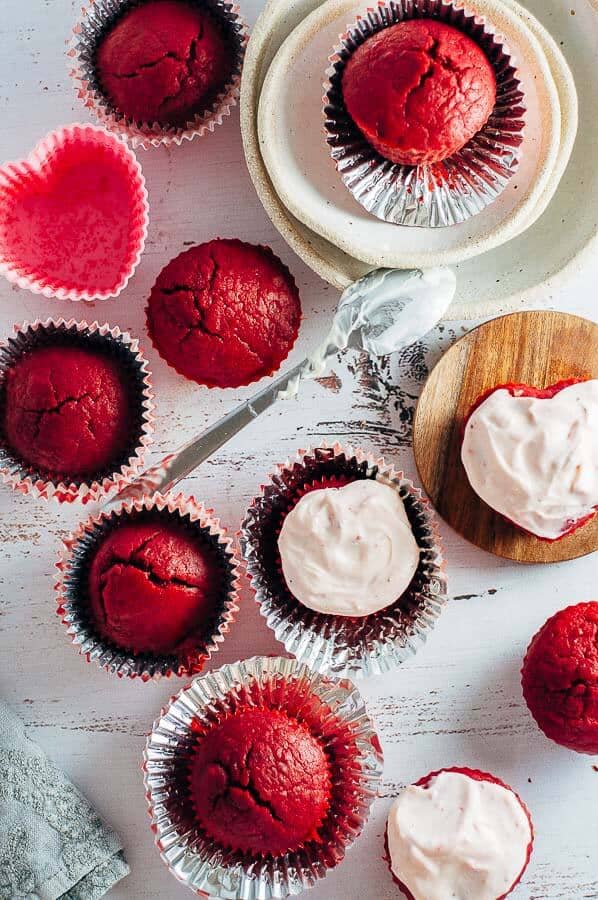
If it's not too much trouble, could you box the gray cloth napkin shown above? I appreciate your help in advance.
[0,701,129,900]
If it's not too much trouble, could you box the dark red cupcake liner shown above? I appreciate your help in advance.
[55,491,241,679]
[0,318,154,503]
[240,443,448,680]
[68,0,249,150]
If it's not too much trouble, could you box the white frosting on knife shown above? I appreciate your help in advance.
[461,380,598,539]
[387,771,532,900]
[277,480,420,616]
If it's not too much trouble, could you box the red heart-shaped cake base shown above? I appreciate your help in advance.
[0,124,148,301]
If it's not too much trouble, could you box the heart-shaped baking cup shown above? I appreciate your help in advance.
[462,379,598,541]
[0,124,149,301]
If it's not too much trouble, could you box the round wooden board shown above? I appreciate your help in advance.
[413,310,598,563]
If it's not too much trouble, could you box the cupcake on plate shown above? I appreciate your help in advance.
[146,238,302,388]
[323,0,525,228]
[342,19,496,166]
[56,492,240,678]
[0,319,153,502]
[461,378,598,540]
[386,767,533,900]
[522,601,598,754]
[69,0,248,149]
[144,656,383,898]
[240,444,447,679]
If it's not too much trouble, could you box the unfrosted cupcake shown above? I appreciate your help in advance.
[522,601,598,754]
[0,320,153,502]
[56,493,240,678]
[144,656,383,897]
[342,19,496,165]
[146,239,302,388]
[241,445,446,679]
[96,1,235,127]
[386,767,534,900]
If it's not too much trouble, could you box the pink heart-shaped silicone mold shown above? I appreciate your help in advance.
[0,124,149,301]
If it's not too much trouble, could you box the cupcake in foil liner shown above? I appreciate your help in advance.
[0,319,154,503]
[323,0,526,227]
[56,492,241,679]
[0,123,149,300]
[68,0,249,150]
[240,444,447,680]
[143,655,383,897]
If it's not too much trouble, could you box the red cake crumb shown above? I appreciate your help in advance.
[189,707,331,855]
[88,519,221,656]
[385,767,533,900]
[522,602,598,754]
[342,19,496,165]
[146,239,302,388]
[96,0,233,126]
[3,345,131,479]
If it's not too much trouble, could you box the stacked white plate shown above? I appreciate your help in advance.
[240,0,598,318]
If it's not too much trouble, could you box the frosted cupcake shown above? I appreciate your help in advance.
[241,444,447,679]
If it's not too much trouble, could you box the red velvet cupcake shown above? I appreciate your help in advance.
[70,0,248,149]
[522,601,598,754]
[385,767,533,900]
[189,707,331,855]
[56,493,240,678]
[0,320,153,502]
[88,519,222,657]
[341,19,496,166]
[146,239,302,388]
[240,444,446,679]
[461,378,598,541]
[143,656,383,896]
[5,346,130,480]
[96,0,234,127]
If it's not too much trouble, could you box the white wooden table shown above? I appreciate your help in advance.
[0,1,597,897]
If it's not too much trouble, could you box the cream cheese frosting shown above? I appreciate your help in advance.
[387,770,532,900]
[277,479,420,616]
[461,380,598,539]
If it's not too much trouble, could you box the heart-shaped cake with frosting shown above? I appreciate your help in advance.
[0,124,148,301]
[461,378,598,541]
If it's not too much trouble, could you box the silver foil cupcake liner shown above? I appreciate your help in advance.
[56,492,241,679]
[0,319,154,503]
[68,0,249,150]
[240,444,447,680]
[324,0,526,227]
[143,655,383,897]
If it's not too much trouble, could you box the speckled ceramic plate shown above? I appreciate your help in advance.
[241,0,589,319]
[258,0,561,268]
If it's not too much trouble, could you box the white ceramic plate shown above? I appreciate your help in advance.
[258,0,563,269]
[240,0,592,318]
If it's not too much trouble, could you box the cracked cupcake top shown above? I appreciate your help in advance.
[189,707,331,855]
[3,344,131,479]
[88,518,222,656]
[96,0,234,127]
[146,238,302,388]
[522,601,598,754]
[341,18,496,166]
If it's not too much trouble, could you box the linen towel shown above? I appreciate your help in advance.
[0,701,129,900]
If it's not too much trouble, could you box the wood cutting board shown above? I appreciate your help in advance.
[413,310,598,563]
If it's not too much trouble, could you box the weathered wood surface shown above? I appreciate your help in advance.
[0,1,597,898]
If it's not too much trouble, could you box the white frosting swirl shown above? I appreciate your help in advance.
[461,380,598,539]
[277,480,420,616]
[387,771,532,900]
